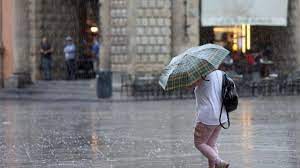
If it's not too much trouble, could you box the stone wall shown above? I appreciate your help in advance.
[108,0,130,72]
[108,0,173,75]
[134,0,172,74]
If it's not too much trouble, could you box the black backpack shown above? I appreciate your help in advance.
[219,73,238,129]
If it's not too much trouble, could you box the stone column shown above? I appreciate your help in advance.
[0,0,4,87]
[6,0,32,88]
[294,0,300,166]
[28,0,39,82]
[97,0,113,98]
[127,0,137,74]
[171,0,199,56]
[99,0,111,71]
[295,0,300,68]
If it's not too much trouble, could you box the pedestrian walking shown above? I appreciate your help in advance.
[159,44,232,168]
[64,36,76,80]
[191,71,230,168]
[91,36,100,72]
[40,37,53,80]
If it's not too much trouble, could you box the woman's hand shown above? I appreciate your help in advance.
[186,79,203,91]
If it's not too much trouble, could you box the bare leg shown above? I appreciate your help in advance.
[207,126,222,168]
[194,122,221,167]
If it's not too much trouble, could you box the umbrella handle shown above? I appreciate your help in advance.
[201,76,210,81]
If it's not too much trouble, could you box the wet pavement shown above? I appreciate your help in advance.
[0,80,299,168]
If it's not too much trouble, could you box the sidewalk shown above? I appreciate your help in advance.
[0,80,191,102]
[0,80,105,102]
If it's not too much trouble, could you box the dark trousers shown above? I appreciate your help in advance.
[65,59,76,80]
[41,57,52,80]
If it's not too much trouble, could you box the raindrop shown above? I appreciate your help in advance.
[2,121,11,125]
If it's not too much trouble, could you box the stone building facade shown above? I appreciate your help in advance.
[100,0,200,77]
[101,0,300,77]
[0,0,299,88]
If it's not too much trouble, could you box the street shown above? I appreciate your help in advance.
[0,0,299,167]
[0,81,298,168]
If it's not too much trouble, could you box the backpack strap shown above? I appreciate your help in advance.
[219,73,230,129]
[219,101,230,129]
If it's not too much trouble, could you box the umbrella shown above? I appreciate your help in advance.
[159,44,230,91]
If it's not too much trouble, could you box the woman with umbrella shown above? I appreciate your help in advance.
[159,44,230,168]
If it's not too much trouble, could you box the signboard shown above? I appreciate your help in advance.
[201,0,288,26]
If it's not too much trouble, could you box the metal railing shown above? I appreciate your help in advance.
[119,74,300,100]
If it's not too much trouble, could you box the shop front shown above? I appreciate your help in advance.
[201,0,289,81]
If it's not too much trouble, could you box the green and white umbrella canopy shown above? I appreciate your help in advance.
[159,44,230,91]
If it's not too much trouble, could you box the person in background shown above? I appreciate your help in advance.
[263,44,272,60]
[245,50,255,66]
[91,36,100,72]
[245,50,255,75]
[40,37,53,80]
[64,36,76,80]
[222,54,233,72]
[234,51,247,75]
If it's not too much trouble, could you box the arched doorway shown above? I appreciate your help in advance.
[35,0,100,80]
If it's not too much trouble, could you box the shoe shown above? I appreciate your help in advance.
[215,160,229,168]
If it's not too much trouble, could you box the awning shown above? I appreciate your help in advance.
[201,0,288,26]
